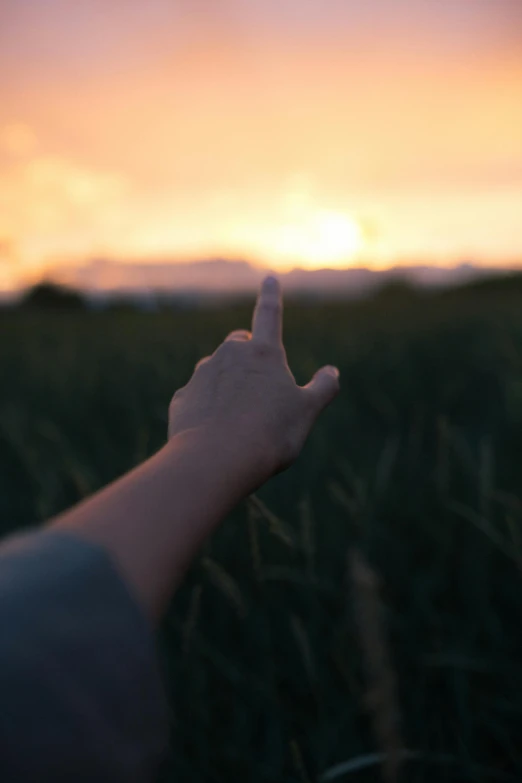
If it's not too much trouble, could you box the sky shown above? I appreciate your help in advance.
[0,0,521,289]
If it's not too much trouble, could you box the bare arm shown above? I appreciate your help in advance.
[51,277,339,622]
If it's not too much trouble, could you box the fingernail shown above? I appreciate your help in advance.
[264,275,279,288]
[325,365,340,378]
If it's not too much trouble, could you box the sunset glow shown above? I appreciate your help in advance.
[270,211,363,270]
[0,0,521,290]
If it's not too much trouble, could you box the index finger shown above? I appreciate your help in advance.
[252,276,283,345]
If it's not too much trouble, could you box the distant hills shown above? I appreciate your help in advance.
[50,257,506,302]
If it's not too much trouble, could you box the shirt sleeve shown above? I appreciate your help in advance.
[0,529,169,783]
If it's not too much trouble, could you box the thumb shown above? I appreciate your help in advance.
[303,365,340,415]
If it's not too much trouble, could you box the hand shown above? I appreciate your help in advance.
[53,276,341,621]
[168,276,340,488]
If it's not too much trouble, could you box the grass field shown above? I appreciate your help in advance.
[2,282,522,781]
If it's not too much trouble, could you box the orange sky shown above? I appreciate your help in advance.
[0,0,521,289]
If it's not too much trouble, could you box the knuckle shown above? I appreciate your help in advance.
[170,387,184,405]
[252,342,272,359]
[168,392,181,417]
[218,340,243,362]
[261,299,279,313]
[218,340,235,357]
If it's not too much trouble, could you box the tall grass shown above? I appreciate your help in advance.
[1,285,522,780]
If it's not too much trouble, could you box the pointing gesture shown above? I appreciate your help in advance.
[252,275,283,345]
[169,276,340,485]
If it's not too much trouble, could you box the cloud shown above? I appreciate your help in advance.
[0,153,130,266]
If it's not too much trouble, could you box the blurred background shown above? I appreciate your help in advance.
[1,2,522,782]
[0,0,521,292]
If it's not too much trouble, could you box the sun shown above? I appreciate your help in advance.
[274,209,363,269]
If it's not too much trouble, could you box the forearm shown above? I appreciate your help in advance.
[50,430,252,621]
[47,276,338,622]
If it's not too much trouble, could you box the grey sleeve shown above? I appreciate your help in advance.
[0,529,169,782]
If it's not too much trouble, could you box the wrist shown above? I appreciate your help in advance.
[165,425,266,500]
